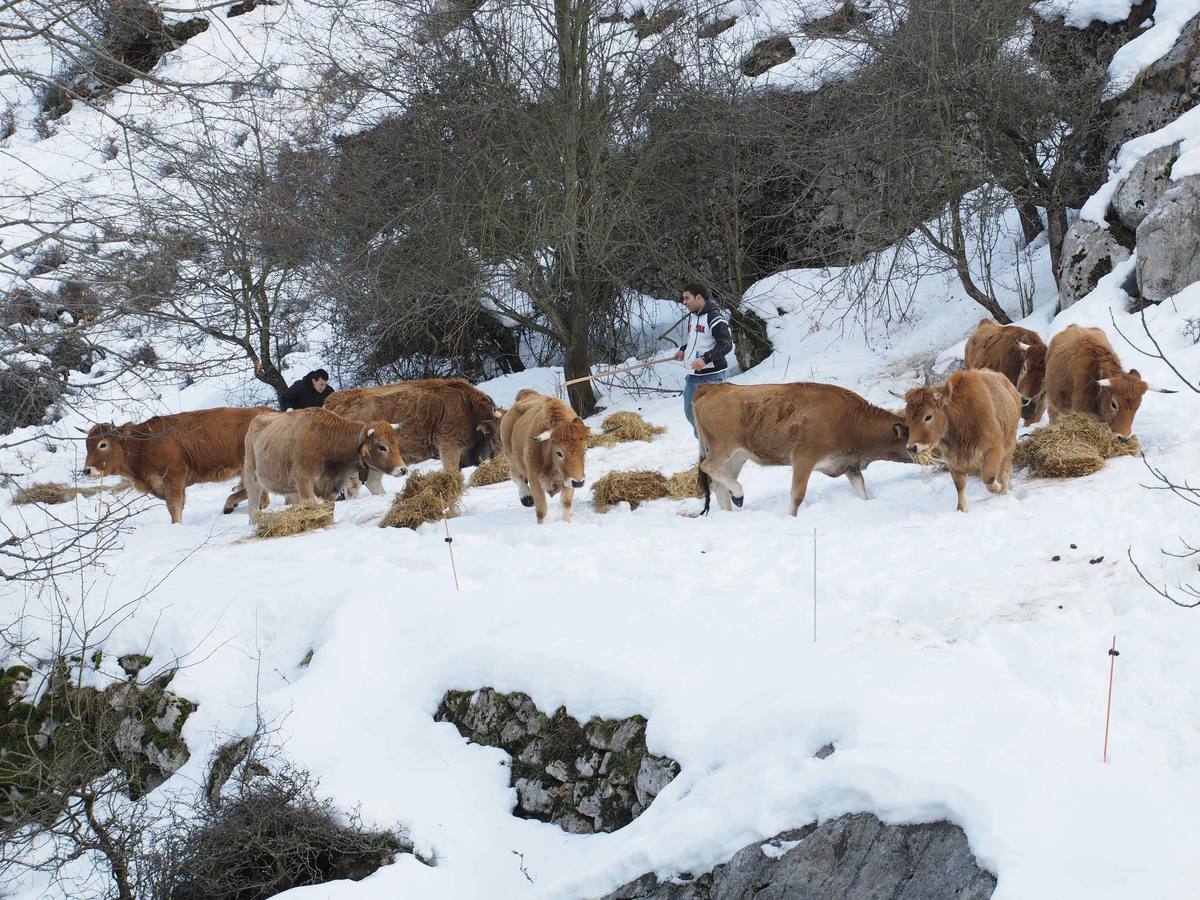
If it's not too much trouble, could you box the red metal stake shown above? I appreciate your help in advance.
[1103,635,1119,763]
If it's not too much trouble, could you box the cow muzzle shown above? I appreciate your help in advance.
[1021,396,1036,414]
[570,478,585,489]
[392,466,409,477]
[1116,434,1132,444]
[82,466,100,477]
[906,444,919,455]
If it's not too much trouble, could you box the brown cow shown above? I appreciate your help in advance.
[964,318,1048,425]
[1043,324,1176,441]
[900,369,1020,512]
[242,408,408,521]
[82,407,273,523]
[693,382,913,516]
[325,379,501,496]
[499,389,591,524]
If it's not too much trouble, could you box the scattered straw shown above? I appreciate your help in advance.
[254,501,334,539]
[666,465,704,500]
[1013,413,1139,479]
[382,468,465,529]
[12,479,133,505]
[588,411,666,448]
[591,470,671,512]
[468,454,511,487]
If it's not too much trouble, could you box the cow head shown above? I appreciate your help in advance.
[531,416,589,489]
[82,423,130,478]
[900,385,949,456]
[357,420,408,477]
[1095,369,1175,441]
[465,409,505,467]
[1014,339,1047,425]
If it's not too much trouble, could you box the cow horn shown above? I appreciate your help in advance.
[1096,378,1112,387]
[531,429,552,443]
[591,425,620,437]
[1145,383,1178,394]
[888,389,906,399]
[493,409,504,420]
[75,426,90,434]
[366,427,376,438]
[391,418,410,431]
[1015,340,1031,352]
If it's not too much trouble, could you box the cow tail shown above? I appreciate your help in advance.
[697,447,711,517]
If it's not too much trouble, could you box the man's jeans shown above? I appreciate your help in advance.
[684,371,727,438]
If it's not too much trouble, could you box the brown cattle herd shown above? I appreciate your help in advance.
[79,321,1176,525]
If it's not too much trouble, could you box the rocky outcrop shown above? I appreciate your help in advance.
[1059,219,1131,308]
[1112,141,1181,230]
[598,812,996,900]
[435,688,679,834]
[1135,175,1200,302]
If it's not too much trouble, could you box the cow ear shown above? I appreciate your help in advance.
[892,422,907,438]
[932,390,944,403]
[531,429,552,443]
[1129,368,1140,379]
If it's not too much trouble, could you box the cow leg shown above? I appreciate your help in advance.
[561,485,575,523]
[438,444,463,472]
[530,479,549,524]
[294,473,318,505]
[162,474,186,524]
[700,451,743,510]
[788,457,816,517]
[951,468,970,512]
[1000,452,1013,494]
[845,467,868,500]
[981,448,1005,495]
[223,479,247,514]
[511,472,533,508]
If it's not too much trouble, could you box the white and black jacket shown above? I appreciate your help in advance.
[679,300,734,376]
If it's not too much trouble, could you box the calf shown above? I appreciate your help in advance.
[964,318,1048,425]
[693,382,913,516]
[242,408,408,522]
[900,369,1020,512]
[499,389,590,524]
[82,406,273,523]
[1043,324,1175,441]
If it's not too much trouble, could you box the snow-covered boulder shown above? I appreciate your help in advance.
[1059,219,1130,309]
[1136,175,1200,302]
[599,812,997,899]
[1112,142,1181,231]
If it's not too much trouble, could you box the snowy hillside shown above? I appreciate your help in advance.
[3,0,1200,898]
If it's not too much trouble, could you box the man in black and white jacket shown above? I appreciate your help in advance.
[673,282,734,437]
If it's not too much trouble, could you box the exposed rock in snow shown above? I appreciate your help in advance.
[1112,141,1182,229]
[435,687,679,833]
[741,35,797,77]
[1136,174,1200,302]
[597,812,996,900]
[1059,219,1131,308]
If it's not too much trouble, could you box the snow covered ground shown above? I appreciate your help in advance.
[3,242,1200,899]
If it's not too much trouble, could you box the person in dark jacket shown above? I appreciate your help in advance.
[278,368,335,411]
[673,283,734,437]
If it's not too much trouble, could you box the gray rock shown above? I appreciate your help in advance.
[546,759,572,782]
[1112,142,1181,230]
[576,751,602,778]
[741,35,796,77]
[634,755,679,806]
[515,777,555,816]
[595,813,996,900]
[462,688,504,736]
[518,740,544,767]
[814,742,836,759]
[574,783,604,818]
[1136,175,1200,302]
[500,719,527,746]
[587,717,645,752]
[1059,219,1130,309]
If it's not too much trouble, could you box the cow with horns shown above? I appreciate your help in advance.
[964,318,1048,425]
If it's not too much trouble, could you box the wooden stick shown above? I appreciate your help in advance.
[443,512,460,592]
[657,311,689,343]
[559,356,676,388]
[1103,635,1119,762]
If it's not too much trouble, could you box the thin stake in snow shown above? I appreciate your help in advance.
[1103,635,1119,762]
[813,527,817,643]
[443,510,460,592]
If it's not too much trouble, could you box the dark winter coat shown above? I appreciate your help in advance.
[279,370,335,411]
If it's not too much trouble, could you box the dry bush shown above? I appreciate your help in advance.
[468,455,511,487]
[253,502,334,538]
[587,411,666,448]
[1013,413,1139,477]
[381,469,464,529]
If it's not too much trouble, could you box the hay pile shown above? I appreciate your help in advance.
[13,479,132,505]
[1013,413,1139,478]
[588,411,666,448]
[381,468,465,529]
[592,470,670,511]
[468,454,511,487]
[254,501,334,539]
[592,466,707,511]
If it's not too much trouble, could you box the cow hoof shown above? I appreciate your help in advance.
[335,491,347,502]
[731,494,744,508]
[521,496,534,508]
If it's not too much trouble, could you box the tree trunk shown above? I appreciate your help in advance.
[563,330,597,417]
[1047,201,1068,292]
[1016,200,1044,246]
[254,359,288,396]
